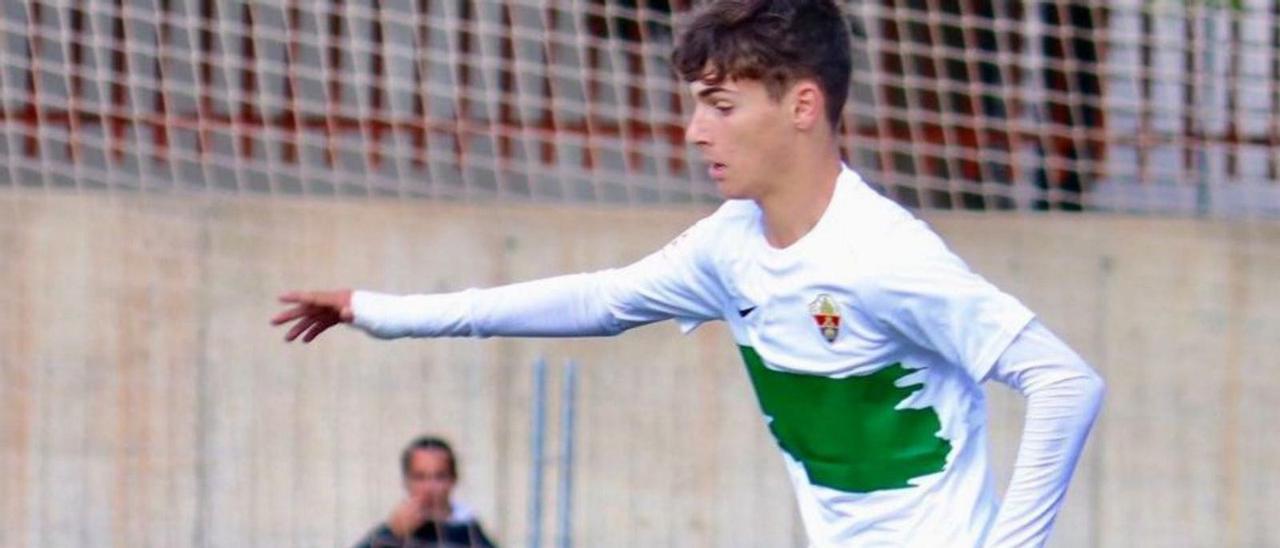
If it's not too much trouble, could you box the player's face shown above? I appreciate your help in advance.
[685,75,796,200]
[403,448,455,507]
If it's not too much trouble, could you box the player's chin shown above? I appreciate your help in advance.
[714,178,750,200]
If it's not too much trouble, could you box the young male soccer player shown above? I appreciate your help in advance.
[271,0,1105,545]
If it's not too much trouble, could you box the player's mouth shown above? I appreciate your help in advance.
[708,162,727,181]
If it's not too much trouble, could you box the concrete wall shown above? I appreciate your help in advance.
[1,190,1277,547]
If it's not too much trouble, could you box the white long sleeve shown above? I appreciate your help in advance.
[348,219,726,339]
[351,272,631,338]
[983,320,1106,548]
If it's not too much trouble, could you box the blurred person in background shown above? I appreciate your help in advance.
[354,436,496,548]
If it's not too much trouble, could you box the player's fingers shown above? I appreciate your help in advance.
[281,290,333,305]
[284,316,319,342]
[270,304,312,326]
[302,317,339,343]
[280,291,344,308]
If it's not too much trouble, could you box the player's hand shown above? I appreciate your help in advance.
[387,494,430,539]
[270,289,354,343]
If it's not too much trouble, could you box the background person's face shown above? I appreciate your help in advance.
[403,448,456,508]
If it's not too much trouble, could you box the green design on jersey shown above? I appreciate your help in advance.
[738,345,951,493]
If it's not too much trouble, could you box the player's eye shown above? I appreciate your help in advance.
[714,103,734,114]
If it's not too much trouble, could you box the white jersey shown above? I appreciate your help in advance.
[352,166,1098,547]
[642,167,1033,546]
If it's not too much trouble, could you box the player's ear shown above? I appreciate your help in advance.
[789,80,823,132]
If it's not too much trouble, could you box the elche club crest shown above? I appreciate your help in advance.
[809,294,841,343]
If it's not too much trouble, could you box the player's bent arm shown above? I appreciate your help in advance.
[982,320,1106,548]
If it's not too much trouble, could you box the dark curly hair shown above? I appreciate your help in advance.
[671,0,853,128]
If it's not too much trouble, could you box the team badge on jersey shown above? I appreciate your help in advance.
[809,294,841,343]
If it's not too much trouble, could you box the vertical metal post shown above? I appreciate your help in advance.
[556,360,578,548]
[1022,1,1046,209]
[1197,6,1217,217]
[528,357,548,548]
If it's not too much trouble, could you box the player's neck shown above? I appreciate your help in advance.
[752,151,844,250]
[756,149,842,250]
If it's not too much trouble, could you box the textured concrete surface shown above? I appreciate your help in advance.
[1,190,1277,547]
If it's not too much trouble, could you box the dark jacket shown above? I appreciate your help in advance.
[354,520,497,548]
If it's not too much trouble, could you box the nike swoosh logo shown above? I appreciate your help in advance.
[738,306,756,317]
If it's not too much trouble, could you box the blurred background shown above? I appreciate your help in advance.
[0,0,1277,546]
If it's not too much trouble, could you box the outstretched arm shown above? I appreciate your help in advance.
[346,270,646,339]
[269,273,628,342]
[271,220,725,342]
[982,320,1105,548]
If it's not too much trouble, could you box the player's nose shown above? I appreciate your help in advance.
[684,109,710,147]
